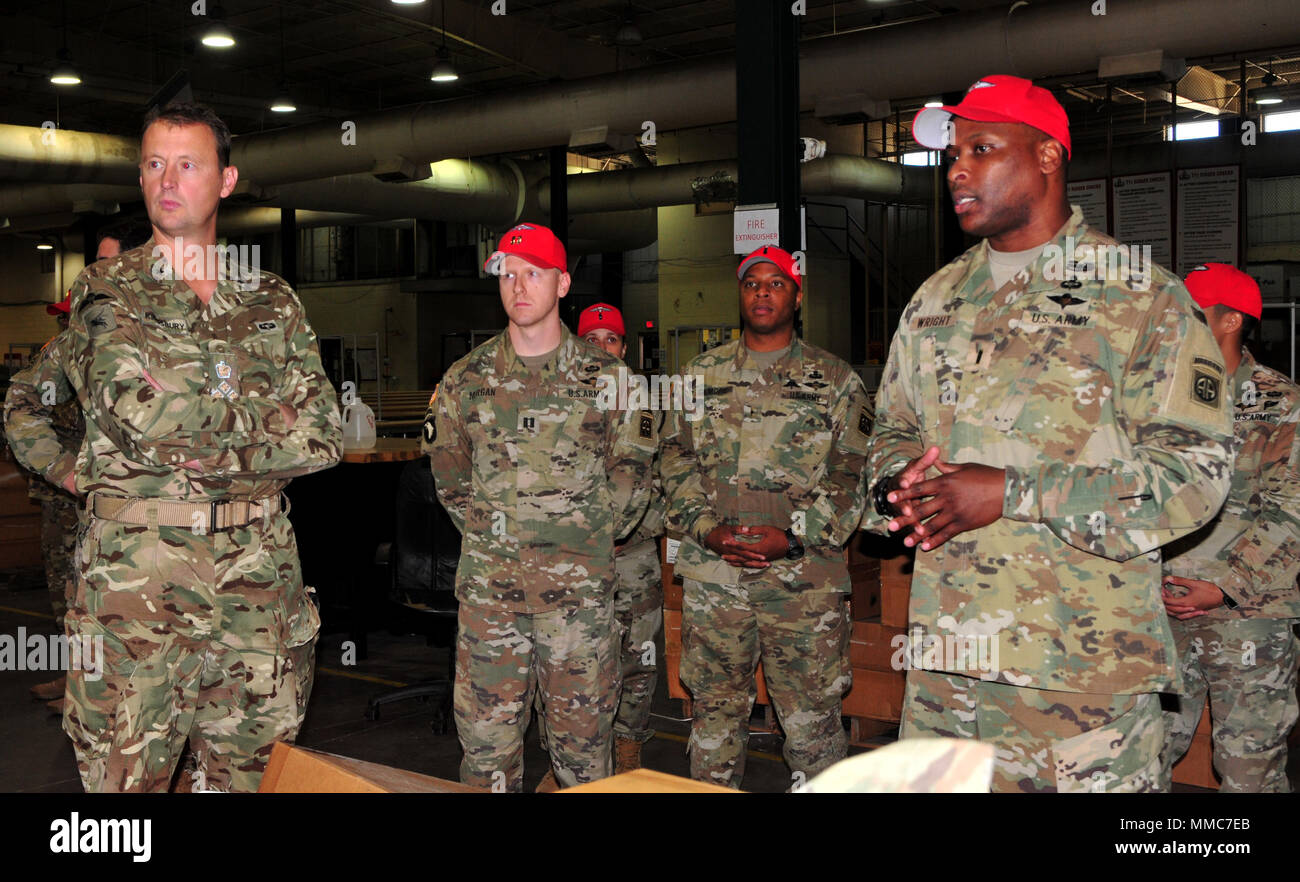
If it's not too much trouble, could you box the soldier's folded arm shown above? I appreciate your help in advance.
[427,372,472,532]
[1220,410,1300,603]
[860,325,926,534]
[3,337,77,488]
[606,404,657,540]
[1002,288,1234,561]
[70,279,340,479]
[800,370,871,548]
[660,407,721,543]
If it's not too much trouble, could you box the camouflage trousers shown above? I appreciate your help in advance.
[65,509,320,793]
[680,578,851,790]
[1162,616,1299,793]
[901,669,1165,792]
[613,538,663,743]
[537,539,662,754]
[39,494,79,632]
[455,596,620,792]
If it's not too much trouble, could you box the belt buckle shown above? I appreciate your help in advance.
[210,500,222,533]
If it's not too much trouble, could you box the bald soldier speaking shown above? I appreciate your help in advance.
[863,75,1234,792]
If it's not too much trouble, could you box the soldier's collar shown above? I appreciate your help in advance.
[734,333,804,372]
[497,323,577,376]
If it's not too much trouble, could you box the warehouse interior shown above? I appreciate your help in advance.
[3,0,1300,794]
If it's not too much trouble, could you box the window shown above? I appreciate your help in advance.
[1163,120,1219,141]
[901,151,939,166]
[1264,110,1300,133]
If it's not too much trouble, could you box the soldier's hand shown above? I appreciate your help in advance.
[733,525,789,562]
[883,446,942,535]
[704,525,771,568]
[892,460,1006,551]
[1162,576,1225,619]
[60,473,79,496]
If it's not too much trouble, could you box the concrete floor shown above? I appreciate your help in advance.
[0,564,886,793]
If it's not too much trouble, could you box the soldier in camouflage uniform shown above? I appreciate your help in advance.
[1160,263,1300,792]
[425,225,656,792]
[5,219,152,709]
[661,245,871,790]
[867,76,1234,792]
[52,104,342,792]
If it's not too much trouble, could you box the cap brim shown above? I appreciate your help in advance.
[484,250,564,275]
[46,303,70,315]
[737,255,800,289]
[913,105,1038,150]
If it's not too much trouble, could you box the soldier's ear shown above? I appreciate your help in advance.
[1038,138,1066,176]
[556,271,571,299]
[220,164,239,199]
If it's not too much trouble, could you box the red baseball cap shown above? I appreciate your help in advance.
[577,303,625,339]
[912,74,1072,159]
[737,245,801,290]
[46,293,72,315]
[1184,263,1262,320]
[484,222,567,275]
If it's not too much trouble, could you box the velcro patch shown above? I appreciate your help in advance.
[639,410,654,440]
[83,303,116,336]
[857,407,872,437]
[1192,371,1220,406]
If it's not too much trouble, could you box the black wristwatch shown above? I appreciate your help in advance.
[873,478,899,518]
[784,528,805,561]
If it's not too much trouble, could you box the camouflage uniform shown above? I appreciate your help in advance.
[1162,348,1300,792]
[661,336,871,789]
[612,476,665,746]
[535,442,666,756]
[58,241,342,792]
[425,326,656,792]
[4,331,83,631]
[864,207,1235,792]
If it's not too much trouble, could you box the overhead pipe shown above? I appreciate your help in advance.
[2,0,1295,187]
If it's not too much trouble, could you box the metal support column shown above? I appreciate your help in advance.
[735,1,800,254]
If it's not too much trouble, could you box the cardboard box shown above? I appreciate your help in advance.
[841,667,906,722]
[258,743,478,793]
[561,768,736,793]
[1171,706,1220,790]
[880,552,912,628]
[850,620,905,672]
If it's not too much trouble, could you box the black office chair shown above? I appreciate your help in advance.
[365,459,460,735]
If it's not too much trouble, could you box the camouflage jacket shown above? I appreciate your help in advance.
[64,241,342,500]
[864,207,1234,694]
[661,335,871,594]
[1165,348,1300,620]
[425,325,657,613]
[4,330,83,503]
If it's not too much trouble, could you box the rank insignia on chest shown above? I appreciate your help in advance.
[1047,292,1087,308]
[521,415,537,432]
[212,360,238,399]
[256,320,278,332]
[639,411,654,440]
